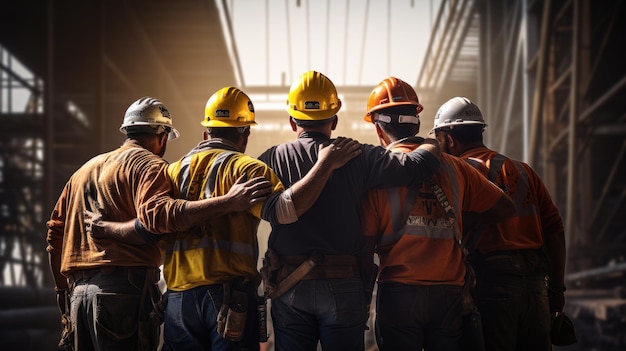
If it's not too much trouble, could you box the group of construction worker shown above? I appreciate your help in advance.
[46,70,568,351]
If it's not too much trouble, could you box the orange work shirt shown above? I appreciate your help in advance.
[362,141,506,286]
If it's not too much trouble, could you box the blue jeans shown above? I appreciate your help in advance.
[162,283,260,351]
[70,266,160,351]
[375,283,463,351]
[271,278,367,351]
[472,251,551,351]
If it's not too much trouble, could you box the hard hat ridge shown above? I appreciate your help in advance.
[202,87,257,128]
[364,77,423,123]
[287,71,342,121]
[120,96,179,140]
[432,96,486,132]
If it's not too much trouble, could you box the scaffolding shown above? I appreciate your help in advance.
[418,0,626,348]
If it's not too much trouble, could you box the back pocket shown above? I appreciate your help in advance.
[95,292,140,340]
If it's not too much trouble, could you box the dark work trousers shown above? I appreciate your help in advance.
[162,282,260,351]
[471,250,552,351]
[375,283,463,351]
[70,266,161,351]
[271,278,367,351]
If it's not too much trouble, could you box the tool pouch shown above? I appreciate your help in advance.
[260,249,281,298]
[217,283,248,342]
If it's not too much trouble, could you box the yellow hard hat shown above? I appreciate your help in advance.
[287,71,342,121]
[202,87,257,128]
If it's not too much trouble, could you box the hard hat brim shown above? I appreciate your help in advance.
[168,128,180,140]
[119,122,180,140]
[367,101,420,115]
[200,120,258,128]
[432,120,487,132]
[288,106,341,121]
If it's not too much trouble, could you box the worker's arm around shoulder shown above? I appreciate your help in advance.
[285,137,362,218]
[406,137,442,182]
[417,137,441,159]
[84,175,273,244]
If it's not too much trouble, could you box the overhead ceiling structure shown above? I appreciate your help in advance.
[220,0,441,148]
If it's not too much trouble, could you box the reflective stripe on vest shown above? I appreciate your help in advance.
[178,151,236,199]
[170,151,253,257]
[379,163,460,247]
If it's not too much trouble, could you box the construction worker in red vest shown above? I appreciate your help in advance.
[361,78,516,351]
[431,96,567,350]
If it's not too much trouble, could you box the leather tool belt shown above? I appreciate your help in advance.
[261,250,359,299]
[277,255,359,281]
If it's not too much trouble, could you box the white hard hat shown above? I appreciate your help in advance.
[432,97,486,132]
[120,96,180,140]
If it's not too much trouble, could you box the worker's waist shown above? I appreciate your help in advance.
[470,248,547,276]
[69,266,160,285]
[277,254,359,281]
[472,248,545,262]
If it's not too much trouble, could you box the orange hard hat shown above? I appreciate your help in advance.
[364,77,423,123]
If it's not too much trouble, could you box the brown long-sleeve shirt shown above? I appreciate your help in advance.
[46,140,188,277]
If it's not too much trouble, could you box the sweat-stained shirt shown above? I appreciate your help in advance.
[257,132,440,258]
[362,138,506,286]
[163,138,285,290]
[46,140,189,277]
[460,146,564,254]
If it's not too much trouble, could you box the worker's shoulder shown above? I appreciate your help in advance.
[441,153,491,179]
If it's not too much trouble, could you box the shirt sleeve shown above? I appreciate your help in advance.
[362,144,440,189]
[526,163,565,237]
[136,161,189,233]
[46,182,70,254]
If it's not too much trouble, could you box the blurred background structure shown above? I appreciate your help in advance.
[0,0,624,350]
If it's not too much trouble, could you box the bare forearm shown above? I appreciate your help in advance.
[181,196,237,227]
[178,175,273,228]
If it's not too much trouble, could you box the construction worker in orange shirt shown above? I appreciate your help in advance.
[361,78,516,351]
[431,96,567,350]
